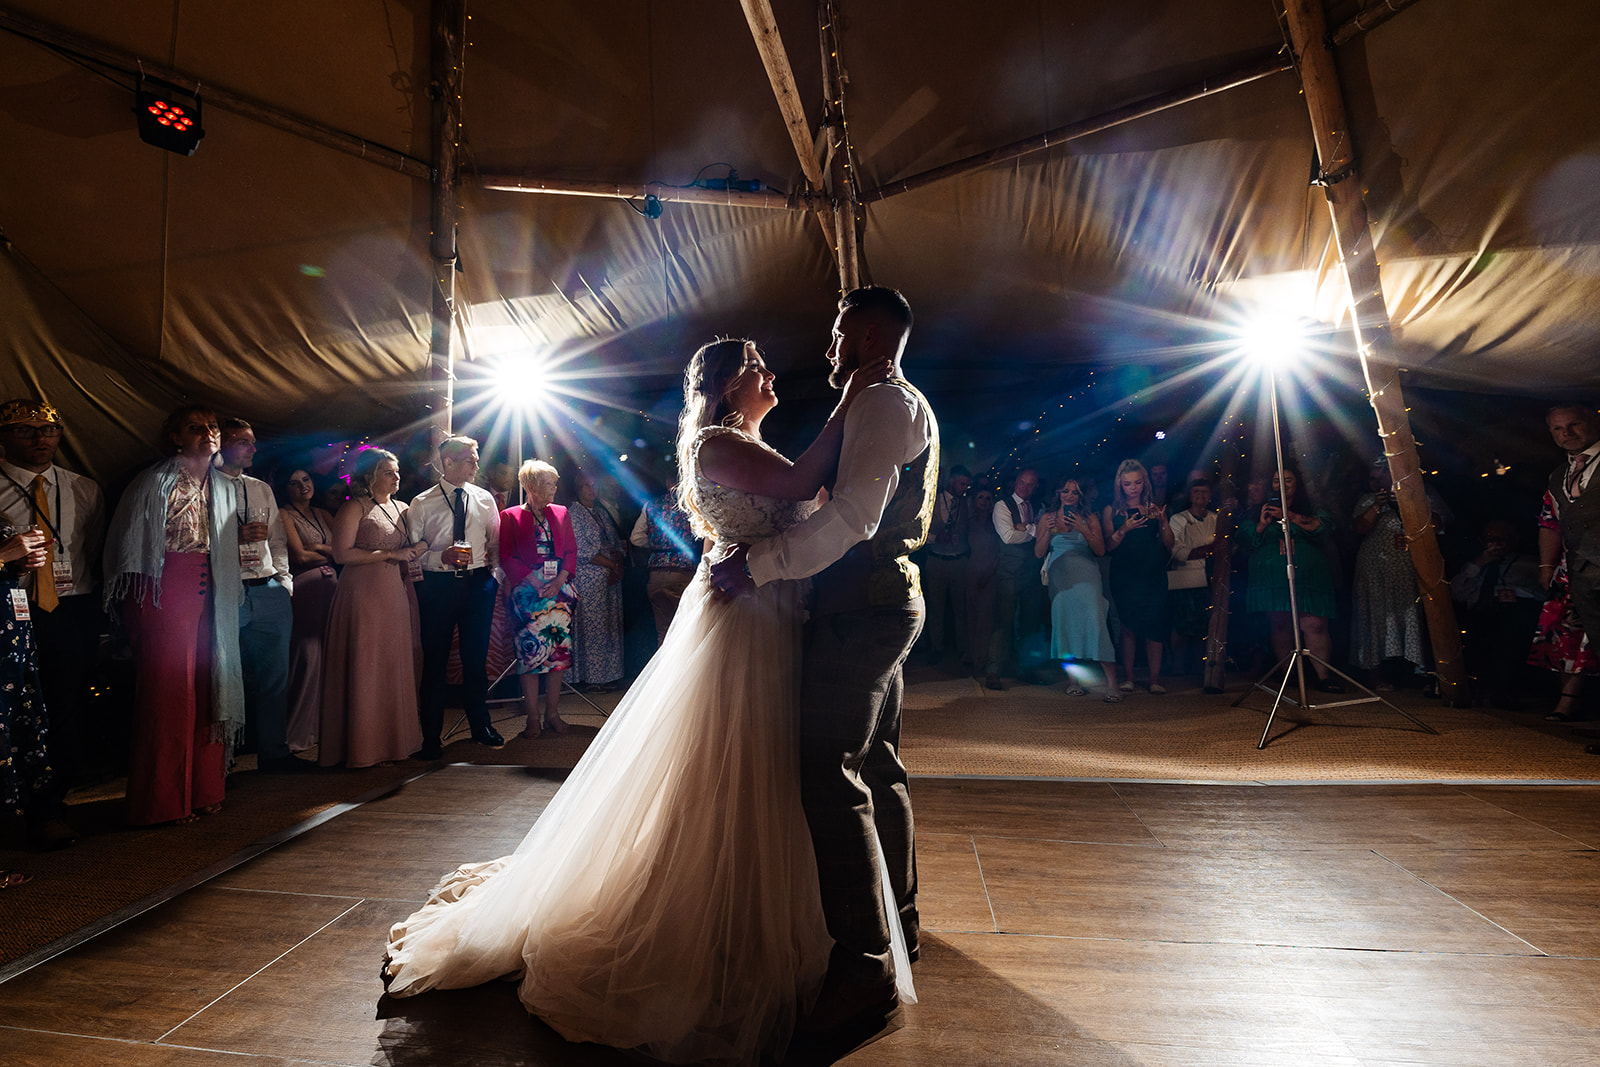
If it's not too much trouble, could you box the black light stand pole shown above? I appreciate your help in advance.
[1235,360,1437,748]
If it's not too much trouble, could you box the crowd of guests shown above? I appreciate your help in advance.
[2,393,1596,891]
[0,400,688,893]
[913,404,1600,731]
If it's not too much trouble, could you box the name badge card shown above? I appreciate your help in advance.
[542,560,559,581]
[53,555,75,596]
[240,542,263,569]
[10,587,30,622]
[407,558,424,584]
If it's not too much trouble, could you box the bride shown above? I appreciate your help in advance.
[383,337,907,1064]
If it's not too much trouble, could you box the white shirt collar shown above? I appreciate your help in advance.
[1572,441,1600,465]
[1,459,55,487]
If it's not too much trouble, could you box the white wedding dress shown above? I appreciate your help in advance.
[384,426,910,1065]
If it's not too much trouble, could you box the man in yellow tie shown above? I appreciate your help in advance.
[0,399,105,849]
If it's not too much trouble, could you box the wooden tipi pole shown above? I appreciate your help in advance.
[817,0,860,290]
[427,0,465,437]
[738,0,852,286]
[1280,0,1467,704]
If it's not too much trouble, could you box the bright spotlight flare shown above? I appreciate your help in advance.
[489,349,550,413]
[1237,312,1309,371]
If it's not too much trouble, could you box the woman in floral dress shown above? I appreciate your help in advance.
[499,460,578,738]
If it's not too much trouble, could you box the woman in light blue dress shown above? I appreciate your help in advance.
[1034,477,1119,700]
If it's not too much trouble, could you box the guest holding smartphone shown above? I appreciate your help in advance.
[1103,460,1173,694]
[1035,477,1117,700]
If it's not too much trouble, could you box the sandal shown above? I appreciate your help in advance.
[543,712,568,735]
[1102,692,1123,703]
[517,726,541,741]
[1065,685,1088,697]
[194,803,223,817]
[1149,683,1167,695]
[1118,681,1134,692]
[1,869,32,890]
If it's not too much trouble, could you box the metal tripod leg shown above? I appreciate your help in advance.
[1241,648,1438,748]
[446,662,611,742]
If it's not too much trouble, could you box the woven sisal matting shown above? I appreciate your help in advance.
[900,672,1600,782]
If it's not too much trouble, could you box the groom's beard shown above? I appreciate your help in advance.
[828,355,858,390]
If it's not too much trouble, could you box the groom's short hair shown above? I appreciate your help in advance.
[840,286,913,332]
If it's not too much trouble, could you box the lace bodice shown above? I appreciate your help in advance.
[690,426,819,543]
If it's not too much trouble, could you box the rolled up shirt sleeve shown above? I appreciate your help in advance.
[747,384,929,585]
[994,499,1032,544]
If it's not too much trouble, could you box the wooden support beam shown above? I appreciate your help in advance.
[817,0,859,291]
[738,0,844,273]
[860,49,1292,203]
[0,5,431,180]
[427,0,465,436]
[1281,0,1467,704]
[479,175,807,211]
[1331,0,1430,47]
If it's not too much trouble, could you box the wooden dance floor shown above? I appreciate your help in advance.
[3,765,1599,1065]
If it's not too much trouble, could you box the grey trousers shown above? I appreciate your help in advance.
[799,597,924,986]
[1568,558,1600,651]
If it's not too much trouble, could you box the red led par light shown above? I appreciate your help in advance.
[136,76,204,156]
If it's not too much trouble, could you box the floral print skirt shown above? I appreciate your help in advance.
[510,578,576,675]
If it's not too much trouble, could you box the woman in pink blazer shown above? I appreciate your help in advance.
[499,460,580,737]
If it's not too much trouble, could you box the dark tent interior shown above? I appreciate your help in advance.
[3,1,1600,1062]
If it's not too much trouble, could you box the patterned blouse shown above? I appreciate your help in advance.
[164,468,210,554]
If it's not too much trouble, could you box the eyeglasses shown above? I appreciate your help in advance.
[2,425,63,440]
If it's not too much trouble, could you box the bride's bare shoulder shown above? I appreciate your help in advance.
[693,426,797,496]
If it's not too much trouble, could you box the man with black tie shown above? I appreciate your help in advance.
[0,399,105,848]
[408,435,504,758]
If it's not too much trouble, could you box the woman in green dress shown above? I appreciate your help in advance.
[1241,463,1343,691]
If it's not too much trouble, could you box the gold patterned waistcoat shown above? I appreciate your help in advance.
[812,379,940,617]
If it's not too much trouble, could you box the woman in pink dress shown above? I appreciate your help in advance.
[319,450,427,767]
[281,468,338,752]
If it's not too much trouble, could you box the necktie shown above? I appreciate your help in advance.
[452,487,467,543]
[32,475,58,613]
[1569,452,1591,499]
[1020,499,1033,525]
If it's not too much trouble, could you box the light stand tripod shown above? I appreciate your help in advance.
[1233,360,1437,748]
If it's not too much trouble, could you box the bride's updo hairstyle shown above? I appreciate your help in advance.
[675,337,757,537]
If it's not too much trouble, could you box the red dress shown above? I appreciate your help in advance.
[1527,490,1597,675]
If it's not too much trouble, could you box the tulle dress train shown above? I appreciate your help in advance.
[384,427,902,1065]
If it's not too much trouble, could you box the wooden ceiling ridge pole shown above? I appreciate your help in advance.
[738,0,849,284]
[1280,0,1467,704]
[478,175,806,210]
[0,5,431,180]
[1331,0,1430,47]
[426,0,465,436]
[859,48,1293,203]
[817,0,859,291]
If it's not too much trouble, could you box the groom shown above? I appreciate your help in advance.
[711,286,938,1030]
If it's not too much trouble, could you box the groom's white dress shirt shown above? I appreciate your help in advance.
[747,382,932,585]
